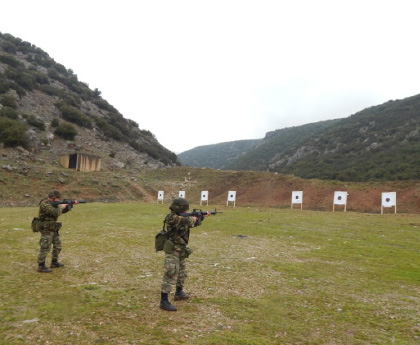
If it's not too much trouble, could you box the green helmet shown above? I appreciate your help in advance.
[170,197,189,213]
[48,189,61,198]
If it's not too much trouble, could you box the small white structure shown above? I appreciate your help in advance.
[200,191,209,206]
[333,191,348,212]
[381,192,397,214]
[227,191,236,207]
[157,191,164,204]
[291,191,303,210]
[179,191,185,198]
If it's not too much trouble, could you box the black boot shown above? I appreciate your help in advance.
[50,259,64,268]
[37,262,52,273]
[174,286,190,301]
[160,293,177,311]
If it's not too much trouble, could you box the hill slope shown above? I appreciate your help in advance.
[179,94,420,182]
[267,95,420,181]
[178,139,261,169]
[0,32,179,169]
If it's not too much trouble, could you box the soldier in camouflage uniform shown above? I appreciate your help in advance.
[159,197,210,311]
[37,190,69,273]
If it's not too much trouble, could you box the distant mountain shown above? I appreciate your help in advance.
[0,32,179,169]
[178,139,261,169]
[178,94,420,182]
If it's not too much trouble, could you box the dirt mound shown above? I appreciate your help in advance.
[1,164,419,214]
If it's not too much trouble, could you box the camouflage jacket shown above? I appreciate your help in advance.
[164,211,195,246]
[39,199,62,221]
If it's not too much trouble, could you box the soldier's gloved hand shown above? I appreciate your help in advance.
[61,203,72,213]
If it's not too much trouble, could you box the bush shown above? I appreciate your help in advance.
[94,99,118,113]
[51,118,59,127]
[0,40,17,53]
[0,117,28,148]
[31,71,50,85]
[5,67,35,91]
[54,123,78,140]
[58,104,92,129]
[0,106,19,119]
[0,54,22,68]
[0,79,10,94]
[0,94,18,108]
[24,114,45,131]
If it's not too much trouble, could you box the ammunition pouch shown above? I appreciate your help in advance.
[163,239,175,254]
[34,220,62,232]
[180,247,193,260]
[31,217,43,232]
[155,229,169,252]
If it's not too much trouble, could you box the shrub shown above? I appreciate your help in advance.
[0,54,22,68]
[24,114,45,131]
[5,67,35,91]
[0,117,28,148]
[32,71,50,85]
[51,118,59,127]
[58,104,92,129]
[0,106,19,119]
[0,40,17,54]
[94,99,118,113]
[54,123,78,140]
[0,79,10,94]
[0,94,18,108]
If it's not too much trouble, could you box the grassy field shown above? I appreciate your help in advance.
[1,202,419,344]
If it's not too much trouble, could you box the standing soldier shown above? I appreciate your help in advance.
[36,190,69,273]
[159,197,210,311]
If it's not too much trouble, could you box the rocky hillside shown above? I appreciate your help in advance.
[0,32,179,172]
[179,94,420,182]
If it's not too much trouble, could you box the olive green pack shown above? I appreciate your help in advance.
[31,218,62,232]
[31,217,43,232]
[155,229,169,251]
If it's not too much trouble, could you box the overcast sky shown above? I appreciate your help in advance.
[2,0,420,153]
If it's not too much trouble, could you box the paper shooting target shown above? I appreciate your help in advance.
[227,191,236,202]
[201,191,208,201]
[382,192,396,207]
[291,191,303,204]
[334,191,348,205]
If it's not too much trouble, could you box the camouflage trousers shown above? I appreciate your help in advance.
[161,251,187,294]
[38,230,62,264]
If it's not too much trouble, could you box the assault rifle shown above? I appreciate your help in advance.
[50,199,87,213]
[180,209,223,226]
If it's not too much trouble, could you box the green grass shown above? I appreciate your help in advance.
[1,203,419,344]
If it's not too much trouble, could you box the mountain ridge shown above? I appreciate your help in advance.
[178,94,420,182]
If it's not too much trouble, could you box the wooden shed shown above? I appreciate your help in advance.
[60,153,101,172]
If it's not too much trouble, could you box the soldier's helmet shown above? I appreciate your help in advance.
[170,197,189,213]
[48,189,61,199]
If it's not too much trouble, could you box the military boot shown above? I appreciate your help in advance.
[174,286,190,301]
[50,260,64,268]
[37,263,52,273]
[160,293,177,311]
